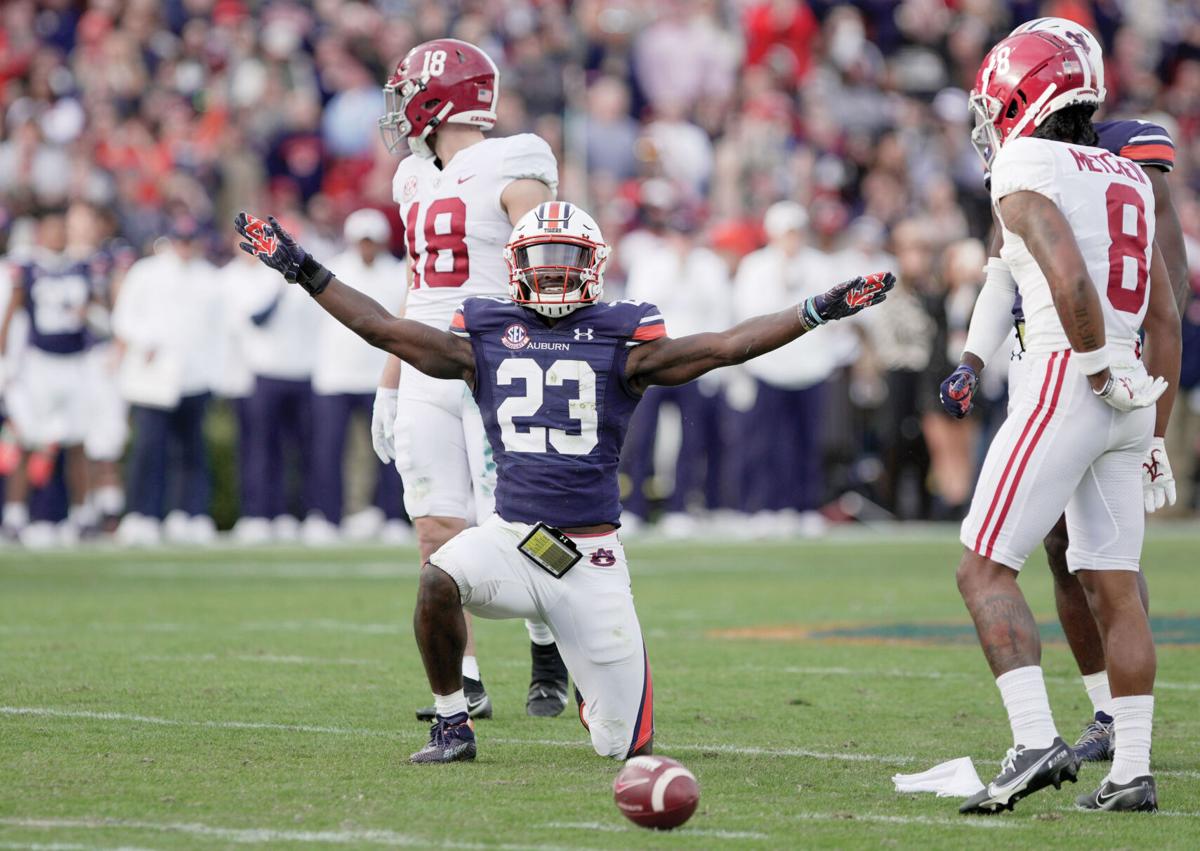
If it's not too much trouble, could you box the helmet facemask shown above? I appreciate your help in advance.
[506,237,608,318]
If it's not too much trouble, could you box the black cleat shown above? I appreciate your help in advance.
[1077,775,1157,812]
[1072,713,1114,762]
[527,641,569,718]
[415,676,493,722]
[960,737,1080,815]
[409,712,476,764]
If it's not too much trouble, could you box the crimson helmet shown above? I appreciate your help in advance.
[504,202,610,318]
[378,38,499,158]
[969,31,1099,168]
[1010,17,1106,103]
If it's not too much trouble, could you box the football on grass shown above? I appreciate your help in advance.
[613,755,699,830]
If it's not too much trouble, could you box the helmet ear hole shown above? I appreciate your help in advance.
[1005,99,1020,119]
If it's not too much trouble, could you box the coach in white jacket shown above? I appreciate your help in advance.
[113,221,221,545]
[733,202,842,526]
[305,210,408,542]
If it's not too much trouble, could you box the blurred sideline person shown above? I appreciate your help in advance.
[233,201,894,763]
[307,209,408,544]
[73,201,135,532]
[732,201,839,536]
[0,207,96,546]
[941,17,1190,768]
[238,217,320,543]
[621,198,731,535]
[113,219,222,546]
[372,38,569,719]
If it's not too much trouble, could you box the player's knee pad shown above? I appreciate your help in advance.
[588,715,633,759]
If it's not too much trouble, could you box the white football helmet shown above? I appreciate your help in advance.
[1011,17,1106,103]
[504,202,610,318]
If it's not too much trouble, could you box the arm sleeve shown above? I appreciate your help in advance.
[501,135,559,196]
[990,137,1060,205]
[1118,122,1175,173]
[626,302,667,347]
[962,258,1018,368]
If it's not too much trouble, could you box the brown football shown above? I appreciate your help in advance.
[612,755,699,830]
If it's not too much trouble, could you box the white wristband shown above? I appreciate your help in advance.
[1071,346,1111,376]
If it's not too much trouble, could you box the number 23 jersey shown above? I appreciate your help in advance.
[392,134,558,329]
[451,297,667,527]
[991,135,1155,356]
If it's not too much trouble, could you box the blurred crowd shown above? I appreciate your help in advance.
[1,0,1199,546]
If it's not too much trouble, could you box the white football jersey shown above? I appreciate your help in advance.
[392,134,558,328]
[993,136,1156,355]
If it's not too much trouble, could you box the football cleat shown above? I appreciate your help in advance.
[527,641,569,717]
[960,737,1079,815]
[415,677,492,722]
[1076,775,1157,812]
[409,712,476,764]
[1072,713,1115,762]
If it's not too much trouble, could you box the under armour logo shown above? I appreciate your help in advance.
[573,328,594,341]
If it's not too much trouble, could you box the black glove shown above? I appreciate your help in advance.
[799,272,895,329]
[939,364,978,419]
[234,212,332,295]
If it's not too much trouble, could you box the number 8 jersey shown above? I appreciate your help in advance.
[992,135,1155,355]
[392,134,558,328]
[451,297,667,528]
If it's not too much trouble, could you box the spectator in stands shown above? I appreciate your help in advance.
[306,209,408,544]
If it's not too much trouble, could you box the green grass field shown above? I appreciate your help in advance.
[2,528,1199,850]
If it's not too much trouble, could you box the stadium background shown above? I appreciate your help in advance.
[1,0,1199,542]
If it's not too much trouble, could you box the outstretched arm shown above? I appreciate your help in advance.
[1145,168,1189,313]
[234,212,474,383]
[626,272,893,393]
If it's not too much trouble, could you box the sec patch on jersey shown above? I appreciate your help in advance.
[613,755,700,830]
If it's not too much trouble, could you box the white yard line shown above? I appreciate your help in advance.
[0,706,912,763]
[0,843,158,851]
[541,821,767,839]
[0,818,597,851]
[793,812,1015,829]
[779,665,1200,692]
[1159,769,1200,780]
[135,654,380,668]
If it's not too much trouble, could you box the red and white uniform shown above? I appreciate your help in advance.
[962,136,1157,572]
[391,134,558,519]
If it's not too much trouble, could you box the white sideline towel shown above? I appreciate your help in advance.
[892,757,986,798]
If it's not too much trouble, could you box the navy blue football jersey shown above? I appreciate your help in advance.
[453,297,667,527]
[18,255,94,354]
[1011,119,1174,324]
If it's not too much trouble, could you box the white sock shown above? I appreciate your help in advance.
[68,503,97,529]
[93,485,124,516]
[433,689,468,719]
[996,665,1059,749]
[3,502,28,530]
[461,655,480,682]
[526,620,554,646]
[1109,694,1154,784]
[1081,670,1113,718]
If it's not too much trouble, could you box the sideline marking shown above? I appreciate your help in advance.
[0,706,911,763]
[542,821,767,839]
[0,818,594,851]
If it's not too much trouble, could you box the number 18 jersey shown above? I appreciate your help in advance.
[992,135,1156,356]
[451,297,667,527]
[392,134,558,329]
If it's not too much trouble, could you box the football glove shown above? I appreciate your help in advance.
[1093,370,1168,413]
[1142,437,1176,514]
[372,387,398,464]
[799,272,895,329]
[234,212,333,295]
[939,364,978,419]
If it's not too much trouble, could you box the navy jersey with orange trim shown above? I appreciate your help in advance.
[1010,119,1175,324]
[452,297,666,527]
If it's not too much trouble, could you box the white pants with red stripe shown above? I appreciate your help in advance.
[430,514,654,758]
[963,350,1154,572]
